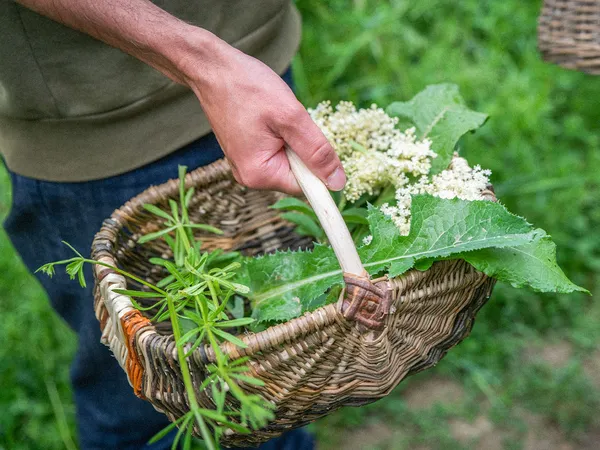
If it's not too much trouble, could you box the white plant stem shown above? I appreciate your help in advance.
[285,146,366,277]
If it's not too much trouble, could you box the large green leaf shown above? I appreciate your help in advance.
[243,195,542,323]
[359,196,537,278]
[386,84,488,173]
[242,244,340,323]
[461,232,589,294]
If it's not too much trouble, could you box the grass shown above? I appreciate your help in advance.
[0,169,77,449]
[1,0,599,448]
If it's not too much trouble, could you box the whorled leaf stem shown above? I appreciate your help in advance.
[38,166,273,449]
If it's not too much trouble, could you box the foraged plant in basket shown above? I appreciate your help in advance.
[40,84,586,449]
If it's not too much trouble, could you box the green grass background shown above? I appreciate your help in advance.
[1,0,599,448]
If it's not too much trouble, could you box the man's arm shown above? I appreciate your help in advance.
[16,0,346,193]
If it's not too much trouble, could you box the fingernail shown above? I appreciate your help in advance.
[326,167,346,191]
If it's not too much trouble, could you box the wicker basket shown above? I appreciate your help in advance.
[91,158,496,447]
[538,0,600,74]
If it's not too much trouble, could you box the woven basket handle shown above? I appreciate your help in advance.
[285,146,391,330]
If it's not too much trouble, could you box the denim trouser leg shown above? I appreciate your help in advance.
[3,129,314,449]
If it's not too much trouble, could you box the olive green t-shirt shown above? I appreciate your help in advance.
[0,1,301,182]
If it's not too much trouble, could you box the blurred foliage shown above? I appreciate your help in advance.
[1,0,599,448]
[0,168,77,449]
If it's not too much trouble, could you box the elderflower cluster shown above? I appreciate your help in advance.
[308,101,437,202]
[380,155,492,235]
[309,100,492,239]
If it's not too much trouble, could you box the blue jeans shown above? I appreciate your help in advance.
[3,73,313,450]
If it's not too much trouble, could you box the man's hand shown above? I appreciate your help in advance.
[16,0,346,194]
[182,40,345,193]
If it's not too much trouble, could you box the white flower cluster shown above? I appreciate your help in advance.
[380,155,492,235]
[309,100,492,239]
[308,101,437,202]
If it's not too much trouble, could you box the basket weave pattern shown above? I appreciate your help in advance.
[91,159,496,447]
[538,0,600,74]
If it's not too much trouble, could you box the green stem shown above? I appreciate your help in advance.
[206,279,221,310]
[167,294,216,450]
[205,329,249,413]
[81,259,169,297]
[176,224,192,254]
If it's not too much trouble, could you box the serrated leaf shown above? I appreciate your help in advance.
[242,244,340,323]
[386,84,488,173]
[360,196,536,278]
[461,231,588,294]
[243,195,539,323]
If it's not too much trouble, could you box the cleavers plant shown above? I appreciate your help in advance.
[38,166,274,450]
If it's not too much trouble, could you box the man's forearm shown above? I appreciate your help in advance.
[16,0,216,85]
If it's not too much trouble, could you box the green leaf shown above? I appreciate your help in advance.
[169,199,179,220]
[341,207,369,225]
[184,187,195,208]
[360,196,536,278]
[65,259,86,287]
[65,259,82,278]
[171,415,193,450]
[226,297,244,320]
[143,204,173,221]
[244,195,539,323]
[271,197,317,219]
[226,282,250,295]
[231,374,265,387]
[386,84,488,173]
[148,257,169,267]
[36,263,56,277]
[138,226,177,244]
[179,327,201,346]
[243,243,340,323]
[148,417,187,445]
[461,231,588,294]
[182,223,223,235]
[156,274,176,288]
[214,317,255,328]
[280,212,325,240]
[182,426,192,450]
[77,265,87,288]
[211,328,248,348]
[193,408,229,424]
[113,288,162,298]
[413,258,435,271]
